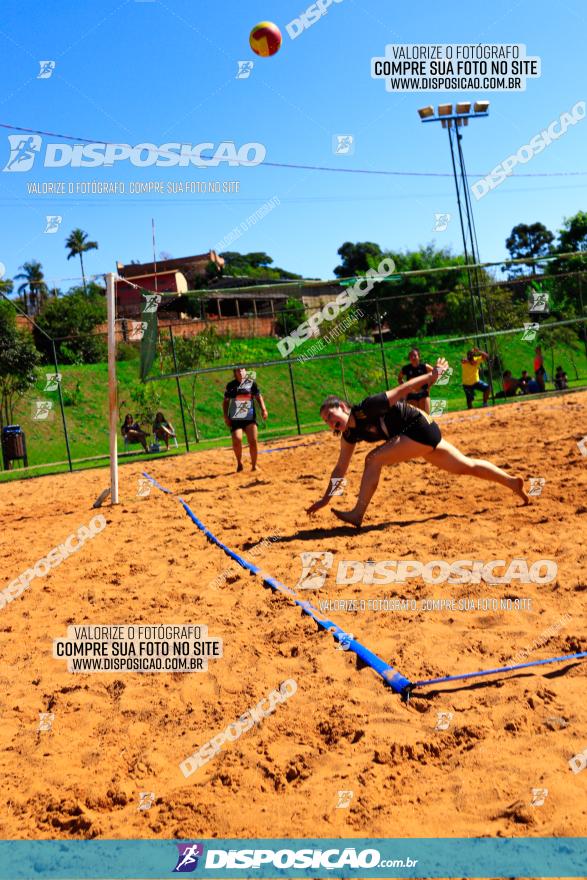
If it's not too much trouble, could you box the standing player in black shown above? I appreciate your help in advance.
[397,347,434,414]
[223,367,268,472]
[307,357,528,528]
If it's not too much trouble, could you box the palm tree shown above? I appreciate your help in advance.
[65,228,98,294]
[15,260,47,315]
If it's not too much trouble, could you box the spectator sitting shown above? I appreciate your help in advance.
[527,378,541,393]
[554,366,569,390]
[121,414,149,452]
[519,370,531,394]
[153,411,176,450]
[502,370,520,397]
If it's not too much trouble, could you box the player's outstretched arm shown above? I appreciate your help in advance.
[386,357,449,405]
[306,438,354,516]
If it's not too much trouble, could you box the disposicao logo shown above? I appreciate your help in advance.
[2,136,266,172]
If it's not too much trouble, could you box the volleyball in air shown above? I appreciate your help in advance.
[249,21,282,57]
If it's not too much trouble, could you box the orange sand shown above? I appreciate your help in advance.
[0,392,586,842]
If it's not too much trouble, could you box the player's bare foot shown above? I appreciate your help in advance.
[236,462,244,472]
[514,476,529,505]
[252,464,261,472]
[332,508,363,528]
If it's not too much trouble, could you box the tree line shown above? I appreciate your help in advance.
[0,211,586,387]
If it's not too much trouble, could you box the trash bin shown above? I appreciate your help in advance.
[2,425,28,470]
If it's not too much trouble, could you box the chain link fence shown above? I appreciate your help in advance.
[2,267,586,482]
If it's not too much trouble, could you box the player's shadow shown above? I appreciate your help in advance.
[181,472,234,482]
[406,661,583,701]
[276,511,467,543]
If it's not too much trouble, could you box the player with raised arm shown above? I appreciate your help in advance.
[307,358,528,528]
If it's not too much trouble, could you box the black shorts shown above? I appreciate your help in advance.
[403,414,442,449]
[406,390,429,401]
[230,419,257,433]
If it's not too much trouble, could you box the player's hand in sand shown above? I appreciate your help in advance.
[306,498,329,517]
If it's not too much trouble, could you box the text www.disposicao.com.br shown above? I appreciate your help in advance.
[70,657,202,672]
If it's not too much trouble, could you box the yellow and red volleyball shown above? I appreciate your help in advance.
[249,21,282,57]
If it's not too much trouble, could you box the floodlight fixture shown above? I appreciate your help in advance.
[438,104,453,128]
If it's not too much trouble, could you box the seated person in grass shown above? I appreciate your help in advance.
[554,366,569,390]
[121,413,149,452]
[502,370,520,397]
[153,411,177,450]
[519,370,531,394]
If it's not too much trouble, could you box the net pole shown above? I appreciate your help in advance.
[106,273,119,504]
[169,326,190,451]
[375,298,389,387]
[51,340,73,472]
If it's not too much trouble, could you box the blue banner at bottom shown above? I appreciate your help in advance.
[0,838,586,879]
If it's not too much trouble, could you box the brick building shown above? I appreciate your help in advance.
[115,251,225,318]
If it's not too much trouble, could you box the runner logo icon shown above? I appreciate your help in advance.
[173,843,204,872]
[3,135,42,172]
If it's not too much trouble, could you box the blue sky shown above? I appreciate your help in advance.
[0,0,586,291]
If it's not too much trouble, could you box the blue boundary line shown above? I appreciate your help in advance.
[142,472,586,697]
[143,471,412,696]
[412,651,587,689]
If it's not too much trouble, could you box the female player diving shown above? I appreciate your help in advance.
[307,357,529,528]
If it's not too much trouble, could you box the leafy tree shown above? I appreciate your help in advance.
[558,211,587,253]
[0,299,40,428]
[549,211,587,312]
[480,280,528,332]
[127,382,162,428]
[504,223,554,277]
[62,379,83,407]
[167,328,222,438]
[362,245,472,338]
[65,228,99,294]
[539,322,583,380]
[334,242,384,278]
[15,260,48,315]
[275,297,307,337]
[219,252,301,281]
[320,306,369,346]
[34,282,107,363]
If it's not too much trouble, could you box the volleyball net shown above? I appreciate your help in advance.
[1,255,586,483]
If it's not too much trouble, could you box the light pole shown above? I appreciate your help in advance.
[418,100,496,400]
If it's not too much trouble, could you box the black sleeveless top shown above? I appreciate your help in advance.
[401,361,429,391]
[342,393,422,444]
